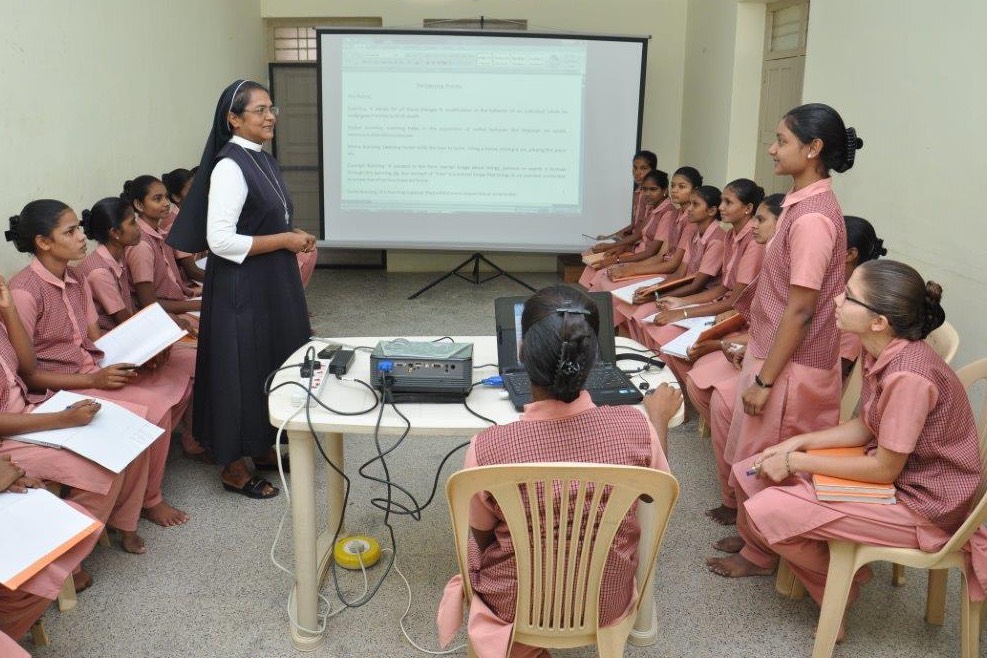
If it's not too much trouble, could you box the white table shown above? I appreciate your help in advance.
[267,336,682,651]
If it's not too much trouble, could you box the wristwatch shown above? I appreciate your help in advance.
[754,374,773,389]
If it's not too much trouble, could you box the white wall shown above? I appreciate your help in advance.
[261,0,688,172]
[802,0,986,368]
[679,0,764,187]
[0,0,266,278]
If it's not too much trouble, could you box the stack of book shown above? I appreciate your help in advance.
[809,447,897,504]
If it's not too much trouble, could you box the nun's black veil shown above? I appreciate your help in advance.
[166,79,247,253]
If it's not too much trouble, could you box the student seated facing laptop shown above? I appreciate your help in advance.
[437,285,681,658]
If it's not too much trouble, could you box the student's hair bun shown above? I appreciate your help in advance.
[922,280,946,339]
[4,215,19,244]
[80,209,95,240]
[834,127,864,173]
[871,237,887,260]
[121,179,135,202]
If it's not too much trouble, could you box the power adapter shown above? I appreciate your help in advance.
[328,349,355,376]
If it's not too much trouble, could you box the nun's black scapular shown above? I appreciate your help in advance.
[171,80,311,472]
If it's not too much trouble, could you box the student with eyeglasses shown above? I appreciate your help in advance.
[166,80,316,500]
[730,260,982,644]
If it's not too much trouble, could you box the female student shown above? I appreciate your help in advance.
[436,285,681,658]
[577,151,657,287]
[122,175,201,333]
[7,199,192,532]
[645,178,764,346]
[602,167,704,331]
[76,198,205,463]
[584,170,674,290]
[717,261,981,643]
[0,455,103,646]
[704,103,864,575]
[602,166,702,283]
[161,168,206,286]
[0,273,149,569]
[628,184,727,351]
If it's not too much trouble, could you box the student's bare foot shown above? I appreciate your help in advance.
[141,501,190,527]
[73,568,93,593]
[705,505,737,525]
[713,535,745,553]
[706,554,773,578]
[118,530,146,555]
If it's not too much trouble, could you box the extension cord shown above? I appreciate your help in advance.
[291,364,330,407]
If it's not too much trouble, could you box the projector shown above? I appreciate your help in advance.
[369,339,473,402]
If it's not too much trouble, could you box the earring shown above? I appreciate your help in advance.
[807,153,815,159]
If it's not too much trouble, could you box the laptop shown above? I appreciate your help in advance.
[495,291,644,411]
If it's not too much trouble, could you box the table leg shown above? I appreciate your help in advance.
[324,432,345,537]
[288,428,324,651]
[628,499,658,646]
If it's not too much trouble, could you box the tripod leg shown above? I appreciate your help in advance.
[407,253,480,299]
[477,254,536,292]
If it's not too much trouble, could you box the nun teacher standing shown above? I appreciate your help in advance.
[168,80,315,499]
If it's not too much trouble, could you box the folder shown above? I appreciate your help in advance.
[0,488,102,590]
[809,447,897,504]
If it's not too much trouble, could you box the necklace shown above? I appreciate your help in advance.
[240,146,290,223]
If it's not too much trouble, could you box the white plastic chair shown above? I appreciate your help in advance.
[811,357,987,658]
[446,463,679,657]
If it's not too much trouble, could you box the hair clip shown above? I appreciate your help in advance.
[555,306,590,316]
[3,229,16,242]
[558,360,582,376]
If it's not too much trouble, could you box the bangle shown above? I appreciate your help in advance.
[614,255,620,263]
[683,309,688,319]
[785,451,793,477]
[754,374,773,389]
[719,339,725,350]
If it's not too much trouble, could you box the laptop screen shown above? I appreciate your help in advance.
[495,291,617,373]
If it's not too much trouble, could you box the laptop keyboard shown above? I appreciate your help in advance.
[503,365,636,397]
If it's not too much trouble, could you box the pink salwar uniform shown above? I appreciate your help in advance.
[612,208,694,331]
[718,178,846,510]
[76,245,137,332]
[9,259,187,512]
[161,205,206,293]
[127,217,199,331]
[437,392,669,658]
[634,222,726,353]
[297,247,318,288]
[736,338,984,601]
[78,244,199,463]
[0,630,29,658]
[0,500,102,640]
[662,221,763,385]
[0,322,149,532]
[576,191,666,290]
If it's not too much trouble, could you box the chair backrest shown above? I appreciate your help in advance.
[925,321,960,364]
[930,357,987,555]
[957,358,987,500]
[446,463,679,649]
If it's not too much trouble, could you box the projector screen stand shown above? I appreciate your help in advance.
[408,252,536,299]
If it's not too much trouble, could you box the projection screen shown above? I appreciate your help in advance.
[318,29,648,252]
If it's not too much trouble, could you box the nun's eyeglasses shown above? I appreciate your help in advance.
[244,105,280,117]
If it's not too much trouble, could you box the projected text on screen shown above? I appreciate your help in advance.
[340,40,586,213]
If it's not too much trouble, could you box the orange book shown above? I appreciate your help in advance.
[629,273,697,293]
[695,312,746,344]
[808,447,896,503]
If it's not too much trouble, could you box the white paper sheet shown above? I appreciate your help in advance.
[10,391,164,473]
[0,488,101,589]
[94,302,186,366]
[610,276,666,304]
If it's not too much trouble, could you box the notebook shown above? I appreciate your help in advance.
[0,488,102,590]
[809,447,897,504]
[94,302,187,367]
[495,291,643,411]
[10,390,165,473]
